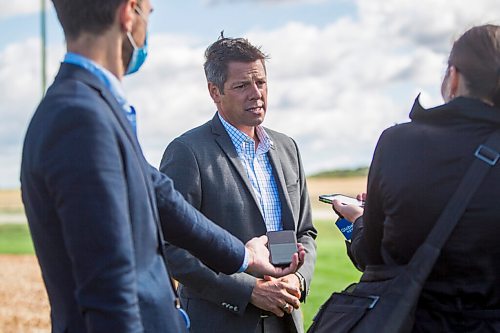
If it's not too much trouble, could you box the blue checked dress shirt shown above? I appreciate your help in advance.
[218,113,283,231]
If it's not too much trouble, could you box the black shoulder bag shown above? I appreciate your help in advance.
[308,131,500,333]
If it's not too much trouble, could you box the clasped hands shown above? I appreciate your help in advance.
[250,273,302,316]
[244,235,305,316]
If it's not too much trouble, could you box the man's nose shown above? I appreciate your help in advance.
[248,82,263,100]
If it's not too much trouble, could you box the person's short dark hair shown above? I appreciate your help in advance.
[52,0,141,40]
[204,35,269,94]
[448,24,500,107]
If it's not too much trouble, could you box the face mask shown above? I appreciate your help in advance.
[125,31,148,75]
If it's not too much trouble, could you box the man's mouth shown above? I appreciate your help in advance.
[245,106,264,113]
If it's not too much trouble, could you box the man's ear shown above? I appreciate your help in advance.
[118,0,137,32]
[208,82,222,103]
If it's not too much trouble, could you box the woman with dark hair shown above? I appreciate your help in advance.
[334,25,500,332]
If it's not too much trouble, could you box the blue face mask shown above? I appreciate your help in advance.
[125,31,148,75]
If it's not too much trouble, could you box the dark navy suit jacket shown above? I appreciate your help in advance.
[21,63,245,333]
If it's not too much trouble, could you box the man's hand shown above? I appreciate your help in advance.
[250,275,301,317]
[279,273,301,298]
[245,236,305,278]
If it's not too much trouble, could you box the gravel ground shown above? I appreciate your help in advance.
[0,255,50,333]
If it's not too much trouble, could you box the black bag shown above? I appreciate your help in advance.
[307,244,439,333]
[308,134,500,333]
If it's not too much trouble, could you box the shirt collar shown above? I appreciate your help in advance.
[63,52,129,109]
[218,112,273,154]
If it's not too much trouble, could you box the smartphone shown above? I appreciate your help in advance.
[319,194,364,217]
[266,230,298,267]
[319,194,364,207]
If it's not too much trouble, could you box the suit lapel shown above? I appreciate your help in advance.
[62,63,161,222]
[99,87,161,222]
[211,114,296,231]
[267,134,296,231]
[211,115,263,214]
[77,69,139,152]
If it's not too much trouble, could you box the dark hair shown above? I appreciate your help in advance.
[203,35,269,94]
[448,24,500,107]
[51,0,132,40]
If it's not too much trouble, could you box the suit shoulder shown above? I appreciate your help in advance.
[43,78,107,115]
[49,76,99,98]
[28,79,114,142]
[174,120,213,145]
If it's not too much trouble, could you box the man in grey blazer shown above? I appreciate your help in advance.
[160,36,317,333]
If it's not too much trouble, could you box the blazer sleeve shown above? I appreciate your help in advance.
[41,98,143,332]
[150,164,246,276]
[159,138,257,315]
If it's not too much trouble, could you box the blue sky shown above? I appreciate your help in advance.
[0,1,355,50]
[1,0,499,188]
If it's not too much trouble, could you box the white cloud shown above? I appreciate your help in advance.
[356,0,500,52]
[3,0,500,188]
[0,1,40,19]
[122,14,446,177]
[0,37,64,188]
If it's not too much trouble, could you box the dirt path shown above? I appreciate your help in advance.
[0,255,50,333]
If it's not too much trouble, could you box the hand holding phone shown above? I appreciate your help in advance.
[319,194,364,207]
[319,194,364,218]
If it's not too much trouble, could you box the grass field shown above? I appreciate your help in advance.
[302,219,362,327]
[0,224,34,254]
[0,176,366,331]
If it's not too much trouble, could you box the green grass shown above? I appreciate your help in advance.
[302,219,362,329]
[310,167,369,178]
[0,224,35,254]
[0,220,360,330]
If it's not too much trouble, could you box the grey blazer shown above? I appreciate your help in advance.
[160,114,317,333]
